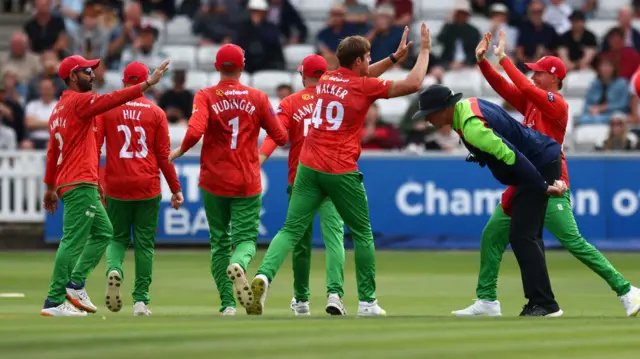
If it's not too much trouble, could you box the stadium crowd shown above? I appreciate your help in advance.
[1,0,640,153]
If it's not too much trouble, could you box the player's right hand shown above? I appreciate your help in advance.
[492,30,507,60]
[171,192,184,210]
[546,180,568,197]
[476,32,491,62]
[393,26,413,63]
[419,23,431,52]
[43,190,58,214]
[168,147,184,164]
[148,59,171,86]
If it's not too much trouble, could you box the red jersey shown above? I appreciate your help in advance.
[180,80,288,197]
[631,67,640,96]
[478,58,570,215]
[44,85,145,197]
[299,67,392,174]
[259,86,317,184]
[96,96,181,200]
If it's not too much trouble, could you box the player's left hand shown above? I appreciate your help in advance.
[492,30,507,60]
[43,190,58,214]
[171,192,184,210]
[393,26,413,63]
[168,147,184,164]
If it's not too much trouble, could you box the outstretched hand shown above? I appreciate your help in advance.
[420,22,431,52]
[476,32,492,62]
[393,26,413,63]
[147,59,171,86]
[492,30,507,60]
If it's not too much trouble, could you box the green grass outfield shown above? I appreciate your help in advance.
[1,250,640,358]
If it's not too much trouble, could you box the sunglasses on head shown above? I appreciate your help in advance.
[74,67,93,76]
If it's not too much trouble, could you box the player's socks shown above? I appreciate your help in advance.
[105,270,123,313]
[325,293,346,316]
[221,307,237,316]
[248,274,269,315]
[357,300,386,317]
[41,299,87,317]
[619,286,640,317]
[226,263,253,311]
[65,281,98,313]
[133,301,152,316]
[452,299,502,317]
[290,297,311,316]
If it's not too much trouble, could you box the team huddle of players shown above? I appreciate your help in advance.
[40,22,640,317]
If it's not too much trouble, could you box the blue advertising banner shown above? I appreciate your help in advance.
[45,154,640,250]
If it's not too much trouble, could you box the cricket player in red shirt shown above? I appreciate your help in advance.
[250,25,431,316]
[168,44,288,316]
[95,62,184,316]
[259,55,347,316]
[41,55,169,317]
[453,31,640,317]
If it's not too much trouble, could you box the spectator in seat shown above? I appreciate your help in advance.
[53,0,84,34]
[557,11,597,72]
[317,3,364,58]
[425,124,465,152]
[106,1,144,69]
[2,67,26,105]
[120,24,166,73]
[0,32,42,85]
[601,7,640,53]
[366,5,403,64]
[24,0,67,54]
[0,117,17,150]
[562,0,597,19]
[235,0,286,73]
[361,102,402,150]
[0,83,26,147]
[26,51,65,102]
[276,84,293,100]
[268,0,308,44]
[487,3,518,64]
[437,0,481,70]
[68,4,111,60]
[516,0,558,70]
[140,0,176,20]
[375,0,412,27]
[25,78,58,149]
[599,27,640,80]
[158,70,193,125]
[596,112,638,151]
[542,0,572,35]
[579,57,630,125]
[192,1,243,45]
[344,0,371,28]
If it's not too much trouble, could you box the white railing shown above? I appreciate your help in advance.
[0,151,47,222]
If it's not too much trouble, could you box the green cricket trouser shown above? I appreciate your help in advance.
[258,164,377,302]
[202,188,261,311]
[105,196,161,304]
[287,184,345,301]
[47,186,113,304]
[477,190,631,301]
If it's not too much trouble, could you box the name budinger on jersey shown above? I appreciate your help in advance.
[211,98,256,115]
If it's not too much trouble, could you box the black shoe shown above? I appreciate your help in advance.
[519,304,563,317]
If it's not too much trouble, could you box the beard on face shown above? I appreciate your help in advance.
[76,74,94,92]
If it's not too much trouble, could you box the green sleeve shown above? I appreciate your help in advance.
[461,117,516,166]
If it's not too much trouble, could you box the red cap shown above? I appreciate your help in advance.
[58,55,100,80]
[297,54,327,78]
[215,44,245,71]
[524,56,566,80]
[123,62,149,85]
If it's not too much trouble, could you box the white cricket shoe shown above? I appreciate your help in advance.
[227,263,253,310]
[66,287,97,313]
[619,286,640,317]
[325,293,347,316]
[105,270,123,313]
[221,307,237,316]
[290,297,311,316]
[41,301,88,317]
[452,299,502,317]
[357,300,386,317]
[248,274,269,315]
[133,302,152,316]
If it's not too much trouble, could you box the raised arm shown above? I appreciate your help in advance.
[259,101,292,165]
[476,32,527,114]
[461,117,548,192]
[388,23,430,98]
[368,26,413,78]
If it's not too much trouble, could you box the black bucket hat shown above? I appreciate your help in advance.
[411,84,463,120]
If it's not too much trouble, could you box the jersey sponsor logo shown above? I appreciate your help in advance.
[125,101,151,108]
[324,76,350,83]
[301,93,312,101]
[216,89,250,96]
[547,92,554,102]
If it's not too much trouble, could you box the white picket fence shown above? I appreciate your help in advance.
[0,151,47,222]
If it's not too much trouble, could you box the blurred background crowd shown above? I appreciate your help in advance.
[1,0,640,154]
